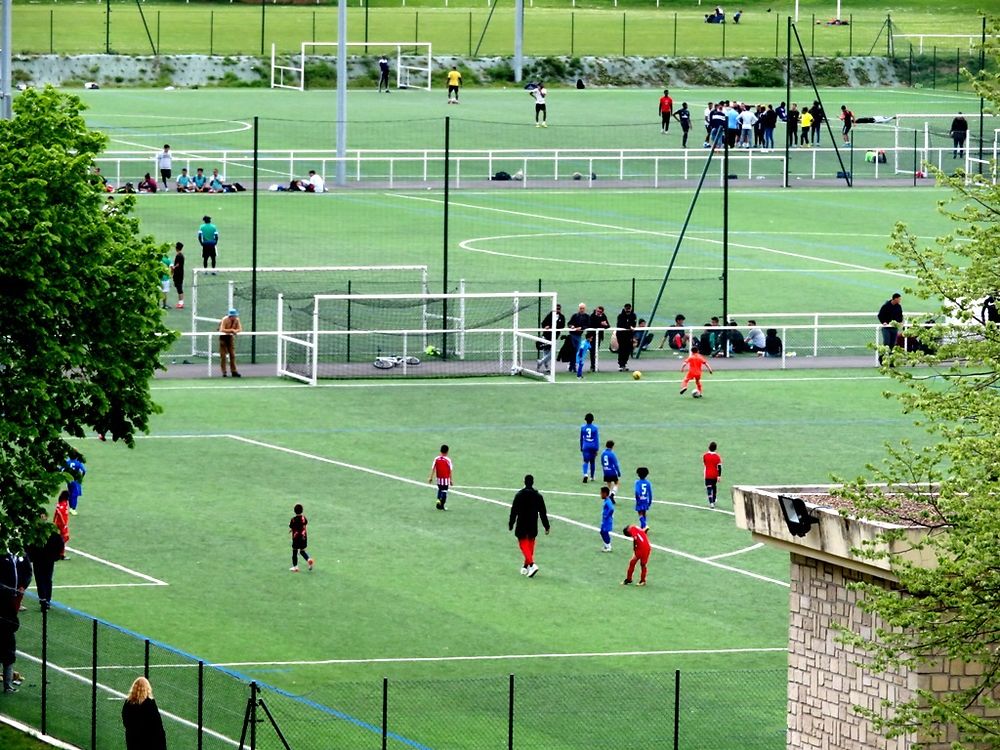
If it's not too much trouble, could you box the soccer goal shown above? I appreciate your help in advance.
[891,113,1000,174]
[190,265,429,359]
[277,291,557,384]
[270,42,433,91]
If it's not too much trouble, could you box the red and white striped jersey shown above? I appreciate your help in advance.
[431,455,453,485]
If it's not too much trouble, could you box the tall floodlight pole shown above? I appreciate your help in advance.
[514,0,524,83]
[2,0,12,119]
[335,0,347,186]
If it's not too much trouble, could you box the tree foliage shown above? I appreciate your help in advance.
[835,25,1000,748]
[0,87,176,550]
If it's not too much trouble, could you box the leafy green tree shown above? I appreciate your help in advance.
[0,87,176,550]
[836,27,1000,749]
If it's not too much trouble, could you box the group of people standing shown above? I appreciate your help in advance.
[538,302,652,375]
[656,95,853,151]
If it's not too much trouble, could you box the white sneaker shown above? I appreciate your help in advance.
[602,544,612,552]
[520,565,528,575]
[289,566,300,572]
[526,563,539,578]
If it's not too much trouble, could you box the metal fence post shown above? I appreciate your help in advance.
[250,681,258,750]
[673,669,680,750]
[91,619,98,750]
[508,674,515,750]
[381,677,388,750]
[40,605,48,735]
[198,661,204,750]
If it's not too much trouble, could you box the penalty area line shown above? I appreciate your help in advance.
[65,546,168,586]
[227,436,788,588]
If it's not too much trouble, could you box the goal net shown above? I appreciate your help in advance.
[190,265,428,359]
[277,291,557,384]
[270,42,433,91]
[892,113,999,174]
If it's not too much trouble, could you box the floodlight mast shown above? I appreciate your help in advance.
[514,0,524,83]
[335,0,347,187]
[1,0,12,120]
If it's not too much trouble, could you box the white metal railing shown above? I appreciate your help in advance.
[891,33,997,54]
[164,317,936,377]
[96,145,974,189]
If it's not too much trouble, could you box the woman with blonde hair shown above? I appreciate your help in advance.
[121,676,167,750]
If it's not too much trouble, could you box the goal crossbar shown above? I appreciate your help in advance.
[270,42,432,91]
[278,291,557,384]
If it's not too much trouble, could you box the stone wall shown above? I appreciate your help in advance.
[789,553,915,750]
[11,54,903,89]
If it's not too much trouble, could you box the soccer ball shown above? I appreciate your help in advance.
[692,391,703,398]
[632,371,642,380]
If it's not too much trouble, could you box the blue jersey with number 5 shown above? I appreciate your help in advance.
[635,478,652,511]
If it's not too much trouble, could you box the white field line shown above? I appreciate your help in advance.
[706,543,765,561]
[0,714,82,750]
[64,547,168,586]
[13,651,240,748]
[392,193,914,279]
[458,230,912,273]
[227,436,788,588]
[46,583,164,589]
[148,373,890,393]
[55,645,787,672]
[459,484,736,515]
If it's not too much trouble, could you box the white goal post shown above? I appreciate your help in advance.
[271,42,433,91]
[277,291,558,385]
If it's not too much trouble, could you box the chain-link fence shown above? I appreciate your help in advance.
[12,3,992,61]
[3,594,787,749]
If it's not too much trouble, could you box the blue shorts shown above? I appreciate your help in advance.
[582,448,598,461]
[635,501,650,512]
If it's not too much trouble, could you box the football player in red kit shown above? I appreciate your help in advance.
[428,445,453,510]
[703,441,723,509]
[622,524,651,586]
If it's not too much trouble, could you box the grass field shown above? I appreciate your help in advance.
[69,86,977,359]
[12,0,992,58]
[1,84,975,747]
[6,366,930,748]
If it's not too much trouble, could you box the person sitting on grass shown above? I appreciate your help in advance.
[175,168,194,193]
[764,328,783,357]
[137,173,158,193]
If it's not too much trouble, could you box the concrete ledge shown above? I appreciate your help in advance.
[733,484,935,580]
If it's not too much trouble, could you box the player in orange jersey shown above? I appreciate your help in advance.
[680,346,714,398]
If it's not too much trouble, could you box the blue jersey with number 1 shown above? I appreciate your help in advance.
[601,449,620,478]
[580,423,599,453]
[635,478,653,511]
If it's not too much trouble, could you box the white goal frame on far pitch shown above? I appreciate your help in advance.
[271,42,433,91]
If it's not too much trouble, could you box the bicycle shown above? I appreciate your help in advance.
[372,354,421,369]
